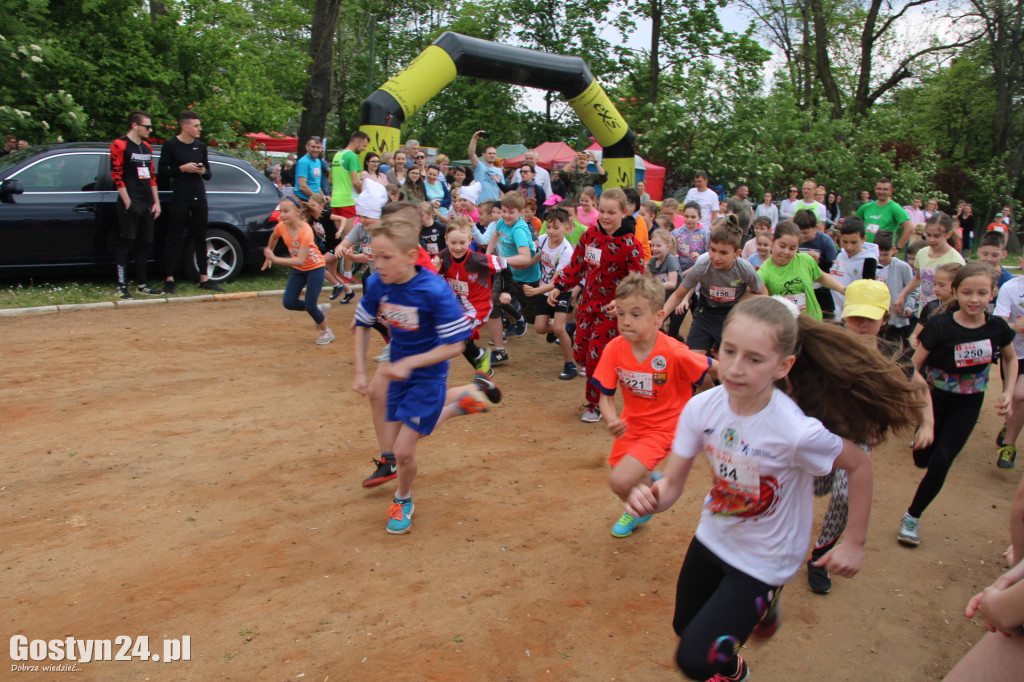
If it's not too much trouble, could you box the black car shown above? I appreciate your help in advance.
[0,142,282,283]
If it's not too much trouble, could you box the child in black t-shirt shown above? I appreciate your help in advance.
[898,263,1018,547]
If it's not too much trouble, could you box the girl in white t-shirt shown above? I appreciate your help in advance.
[625,296,919,681]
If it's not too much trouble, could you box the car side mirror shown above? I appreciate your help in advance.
[0,178,24,202]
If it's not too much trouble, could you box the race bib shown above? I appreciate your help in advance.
[361,244,374,258]
[379,302,420,331]
[136,164,151,179]
[955,339,993,368]
[312,167,321,178]
[709,286,737,303]
[704,445,761,516]
[541,252,558,270]
[447,278,469,297]
[616,369,653,397]
[830,263,845,278]
[585,245,601,267]
[783,293,807,311]
[426,242,439,254]
[867,223,880,235]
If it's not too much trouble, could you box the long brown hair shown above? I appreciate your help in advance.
[724,297,922,443]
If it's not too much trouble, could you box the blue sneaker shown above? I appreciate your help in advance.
[386,498,414,534]
[611,511,651,538]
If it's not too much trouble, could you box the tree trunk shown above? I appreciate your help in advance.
[648,0,662,104]
[299,0,343,144]
[809,0,844,119]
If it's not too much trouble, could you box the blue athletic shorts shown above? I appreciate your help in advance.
[386,376,447,435]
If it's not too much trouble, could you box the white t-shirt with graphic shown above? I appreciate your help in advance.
[672,386,843,586]
[538,234,573,286]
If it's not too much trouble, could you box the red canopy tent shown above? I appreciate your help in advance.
[246,133,299,153]
[504,141,577,170]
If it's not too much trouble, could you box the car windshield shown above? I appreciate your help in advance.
[0,148,40,176]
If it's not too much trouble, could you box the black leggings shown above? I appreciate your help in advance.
[673,537,780,680]
[164,195,209,279]
[907,388,985,518]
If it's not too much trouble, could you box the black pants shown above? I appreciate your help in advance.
[667,307,688,341]
[908,388,985,518]
[164,195,209,279]
[672,537,779,680]
[116,200,154,285]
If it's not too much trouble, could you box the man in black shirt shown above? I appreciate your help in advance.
[110,109,162,298]
[158,111,223,293]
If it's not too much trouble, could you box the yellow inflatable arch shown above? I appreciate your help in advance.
[359,32,636,189]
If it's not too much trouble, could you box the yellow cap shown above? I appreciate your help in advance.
[842,279,891,320]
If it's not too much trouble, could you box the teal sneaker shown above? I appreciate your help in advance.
[611,511,651,538]
[386,498,414,534]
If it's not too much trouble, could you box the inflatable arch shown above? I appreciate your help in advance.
[359,32,636,189]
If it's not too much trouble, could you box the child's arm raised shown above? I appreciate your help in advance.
[815,439,873,577]
[626,454,695,517]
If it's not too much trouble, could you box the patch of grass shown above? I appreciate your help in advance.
[238,628,252,636]
[0,267,294,309]
[185,516,196,523]
[453,636,463,644]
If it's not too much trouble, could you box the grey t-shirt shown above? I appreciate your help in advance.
[646,253,682,291]
[344,222,376,272]
[682,252,762,312]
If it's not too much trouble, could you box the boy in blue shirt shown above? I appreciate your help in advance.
[353,214,499,534]
[978,231,1014,288]
[488,192,542,346]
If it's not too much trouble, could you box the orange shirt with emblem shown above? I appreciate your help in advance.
[274,221,325,271]
[591,332,711,435]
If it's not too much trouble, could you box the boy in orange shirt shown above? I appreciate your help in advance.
[592,273,716,537]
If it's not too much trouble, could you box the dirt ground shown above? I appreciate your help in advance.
[1,295,1020,681]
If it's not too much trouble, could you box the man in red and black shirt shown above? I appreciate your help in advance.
[110,109,162,298]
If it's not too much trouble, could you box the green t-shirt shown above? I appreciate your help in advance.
[330,149,361,208]
[540,218,587,245]
[856,200,909,243]
[757,252,825,320]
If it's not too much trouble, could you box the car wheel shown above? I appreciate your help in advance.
[188,228,243,283]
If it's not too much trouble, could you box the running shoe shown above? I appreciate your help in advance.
[199,280,225,292]
[580,404,602,423]
[546,332,557,343]
[559,362,577,380]
[611,512,651,538]
[455,387,490,415]
[807,561,831,595]
[997,423,1007,447]
[474,348,493,377]
[316,328,334,345]
[330,283,346,300]
[117,285,133,300]
[512,317,527,337]
[708,655,750,682]
[997,445,1017,469]
[386,498,414,534]
[362,456,397,488]
[473,372,502,404]
[137,283,163,296]
[898,513,920,546]
[163,280,176,295]
[491,349,509,365]
[342,274,358,285]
